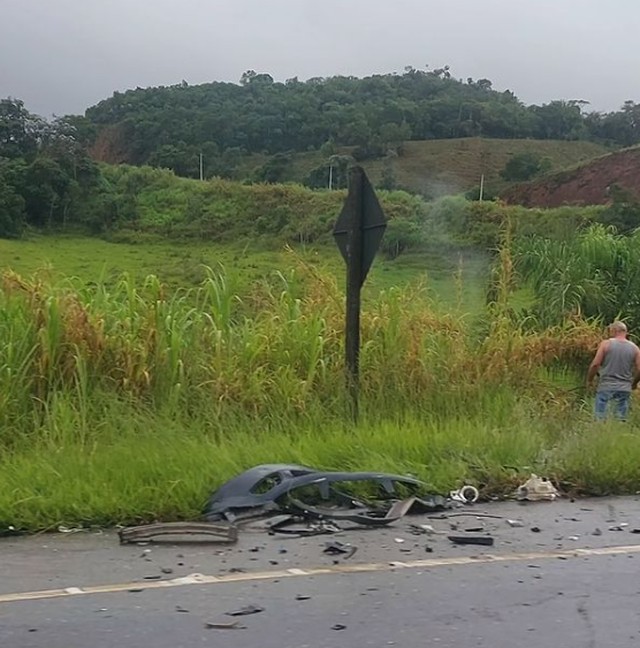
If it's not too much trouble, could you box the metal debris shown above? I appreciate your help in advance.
[118,521,238,545]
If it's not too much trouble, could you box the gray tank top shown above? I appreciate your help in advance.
[599,339,639,391]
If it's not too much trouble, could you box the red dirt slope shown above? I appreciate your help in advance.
[503,147,640,207]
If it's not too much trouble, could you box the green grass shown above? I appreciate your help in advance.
[2,393,639,531]
[1,234,629,534]
[0,234,491,311]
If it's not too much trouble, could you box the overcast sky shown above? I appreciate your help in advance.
[2,0,639,118]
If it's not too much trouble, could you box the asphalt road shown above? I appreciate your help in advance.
[3,497,640,647]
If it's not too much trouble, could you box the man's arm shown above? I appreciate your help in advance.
[633,347,640,389]
[587,340,608,387]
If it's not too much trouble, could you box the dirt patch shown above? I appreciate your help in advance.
[502,147,640,207]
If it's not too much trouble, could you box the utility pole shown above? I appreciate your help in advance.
[479,173,485,202]
[199,153,204,181]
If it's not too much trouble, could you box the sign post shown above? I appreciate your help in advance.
[333,166,387,421]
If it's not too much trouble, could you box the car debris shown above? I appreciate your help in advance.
[204,464,449,525]
[205,620,244,630]
[450,485,479,504]
[448,535,495,546]
[506,519,524,528]
[118,521,238,545]
[323,540,357,558]
[225,604,264,617]
[118,464,451,546]
[516,474,559,501]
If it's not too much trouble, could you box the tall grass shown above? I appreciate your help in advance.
[0,260,617,531]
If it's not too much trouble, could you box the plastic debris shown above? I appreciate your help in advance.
[450,485,479,504]
[448,535,494,546]
[225,605,264,617]
[515,474,559,502]
[507,519,524,528]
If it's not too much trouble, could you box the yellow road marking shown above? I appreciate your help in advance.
[2,543,640,605]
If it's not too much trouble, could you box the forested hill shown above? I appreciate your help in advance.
[83,68,640,176]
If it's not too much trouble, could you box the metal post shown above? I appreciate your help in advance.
[345,167,364,422]
[199,153,204,181]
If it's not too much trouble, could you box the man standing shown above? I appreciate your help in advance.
[587,321,640,420]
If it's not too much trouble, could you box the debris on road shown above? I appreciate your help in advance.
[204,464,449,526]
[331,624,347,631]
[507,519,524,528]
[516,474,559,502]
[118,521,238,545]
[225,604,265,617]
[448,535,495,546]
[205,620,244,630]
[450,485,479,504]
[323,540,357,558]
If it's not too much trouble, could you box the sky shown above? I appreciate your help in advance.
[1,0,639,118]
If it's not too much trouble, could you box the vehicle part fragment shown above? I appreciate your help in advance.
[204,464,446,525]
[450,485,479,503]
[118,521,238,545]
[225,604,264,617]
[448,535,495,546]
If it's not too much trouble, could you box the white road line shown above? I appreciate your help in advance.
[2,543,640,605]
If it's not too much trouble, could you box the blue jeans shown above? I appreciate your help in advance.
[594,390,631,421]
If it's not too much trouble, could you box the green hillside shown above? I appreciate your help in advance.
[236,137,609,198]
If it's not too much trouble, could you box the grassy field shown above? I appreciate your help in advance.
[2,233,634,534]
[0,234,491,312]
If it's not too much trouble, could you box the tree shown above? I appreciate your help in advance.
[500,152,551,182]
[0,98,44,159]
[0,158,26,237]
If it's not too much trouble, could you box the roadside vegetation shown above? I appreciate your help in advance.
[3,82,640,533]
[3,235,640,532]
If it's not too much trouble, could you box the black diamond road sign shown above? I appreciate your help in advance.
[333,170,387,285]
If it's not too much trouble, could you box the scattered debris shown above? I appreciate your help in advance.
[450,485,479,504]
[568,535,580,541]
[531,526,541,533]
[507,519,524,528]
[119,522,237,545]
[592,528,603,536]
[394,537,405,544]
[408,523,439,535]
[516,475,559,502]
[205,620,243,630]
[295,594,311,601]
[448,535,494,546]
[58,525,87,534]
[609,525,627,531]
[225,605,264,617]
[323,541,357,558]
[175,606,189,613]
[331,624,347,631]
[631,529,640,534]
[205,464,448,525]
